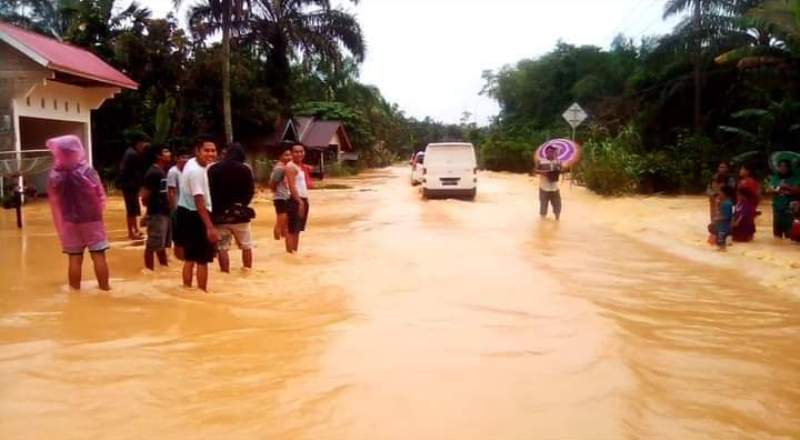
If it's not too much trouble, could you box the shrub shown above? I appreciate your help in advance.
[574,138,641,195]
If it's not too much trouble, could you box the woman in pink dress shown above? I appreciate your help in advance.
[47,135,110,291]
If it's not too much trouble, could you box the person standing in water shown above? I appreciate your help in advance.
[284,144,310,253]
[118,133,149,240]
[707,161,736,222]
[46,135,110,291]
[177,136,219,291]
[167,147,190,260]
[714,185,736,250]
[208,143,255,273]
[737,163,761,208]
[141,146,173,270]
[732,187,757,243]
[270,147,292,241]
[769,160,800,239]
[536,146,563,220]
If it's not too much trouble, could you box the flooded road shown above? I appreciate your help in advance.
[1,167,799,439]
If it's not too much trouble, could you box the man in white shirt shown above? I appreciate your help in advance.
[167,148,190,260]
[176,136,218,291]
[535,146,563,220]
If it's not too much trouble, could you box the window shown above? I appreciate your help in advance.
[53,99,57,110]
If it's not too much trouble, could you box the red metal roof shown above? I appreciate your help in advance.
[0,21,138,89]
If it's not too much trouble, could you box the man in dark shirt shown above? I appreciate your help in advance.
[119,133,150,240]
[141,147,173,270]
[208,143,255,272]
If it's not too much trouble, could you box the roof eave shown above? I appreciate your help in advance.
[50,63,138,90]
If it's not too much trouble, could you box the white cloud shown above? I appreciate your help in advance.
[134,0,681,124]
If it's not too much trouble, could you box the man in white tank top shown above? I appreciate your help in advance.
[284,144,310,253]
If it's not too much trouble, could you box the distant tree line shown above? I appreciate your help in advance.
[1,0,467,178]
[480,0,800,194]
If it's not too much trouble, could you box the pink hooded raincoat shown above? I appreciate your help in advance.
[46,135,108,252]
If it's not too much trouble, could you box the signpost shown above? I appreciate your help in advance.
[562,102,588,140]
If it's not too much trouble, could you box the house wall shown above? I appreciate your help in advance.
[12,79,118,165]
[0,40,48,153]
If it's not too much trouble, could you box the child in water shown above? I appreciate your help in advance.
[46,135,111,291]
[713,185,736,250]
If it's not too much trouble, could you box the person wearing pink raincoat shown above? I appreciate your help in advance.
[46,135,110,291]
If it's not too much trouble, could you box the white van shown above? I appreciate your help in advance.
[420,142,477,200]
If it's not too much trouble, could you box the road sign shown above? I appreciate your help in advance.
[562,103,587,129]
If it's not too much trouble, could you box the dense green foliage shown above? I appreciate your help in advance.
[2,0,466,177]
[481,0,800,193]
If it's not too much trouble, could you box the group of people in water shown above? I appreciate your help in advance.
[46,133,313,292]
[708,160,800,250]
[39,133,800,290]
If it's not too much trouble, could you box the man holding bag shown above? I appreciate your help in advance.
[209,143,256,272]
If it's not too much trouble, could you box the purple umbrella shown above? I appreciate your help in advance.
[535,138,582,167]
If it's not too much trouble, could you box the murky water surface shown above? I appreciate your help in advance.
[1,168,799,439]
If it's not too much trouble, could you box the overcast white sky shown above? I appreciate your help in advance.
[138,0,682,125]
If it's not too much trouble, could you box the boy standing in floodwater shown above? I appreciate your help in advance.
[270,148,292,240]
[176,137,219,291]
[715,185,735,250]
[46,135,110,291]
[167,148,190,260]
[141,147,173,270]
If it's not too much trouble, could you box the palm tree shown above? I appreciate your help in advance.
[251,0,365,111]
[662,0,755,132]
[184,0,252,144]
[715,0,800,68]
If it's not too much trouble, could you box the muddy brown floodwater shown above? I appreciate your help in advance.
[1,166,799,439]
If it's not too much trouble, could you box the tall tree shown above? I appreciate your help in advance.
[251,0,365,111]
[663,0,758,132]
[184,0,252,144]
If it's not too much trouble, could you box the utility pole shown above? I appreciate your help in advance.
[693,0,702,133]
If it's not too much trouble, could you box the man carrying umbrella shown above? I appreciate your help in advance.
[536,146,563,220]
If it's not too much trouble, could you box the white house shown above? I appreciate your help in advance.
[0,20,138,195]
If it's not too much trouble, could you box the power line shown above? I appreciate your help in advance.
[604,0,655,45]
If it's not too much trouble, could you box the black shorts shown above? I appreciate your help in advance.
[273,199,289,214]
[123,189,141,217]
[171,210,183,247]
[287,198,309,234]
[176,207,215,263]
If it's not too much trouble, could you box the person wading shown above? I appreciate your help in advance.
[536,146,563,220]
[167,147,190,260]
[769,160,800,239]
[118,133,149,240]
[141,147,173,270]
[209,143,256,272]
[177,136,219,291]
[284,144,310,253]
[46,135,111,291]
[707,161,736,222]
[270,147,292,241]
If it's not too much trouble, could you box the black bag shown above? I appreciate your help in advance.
[216,203,256,224]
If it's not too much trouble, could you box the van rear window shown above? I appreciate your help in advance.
[425,146,474,164]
